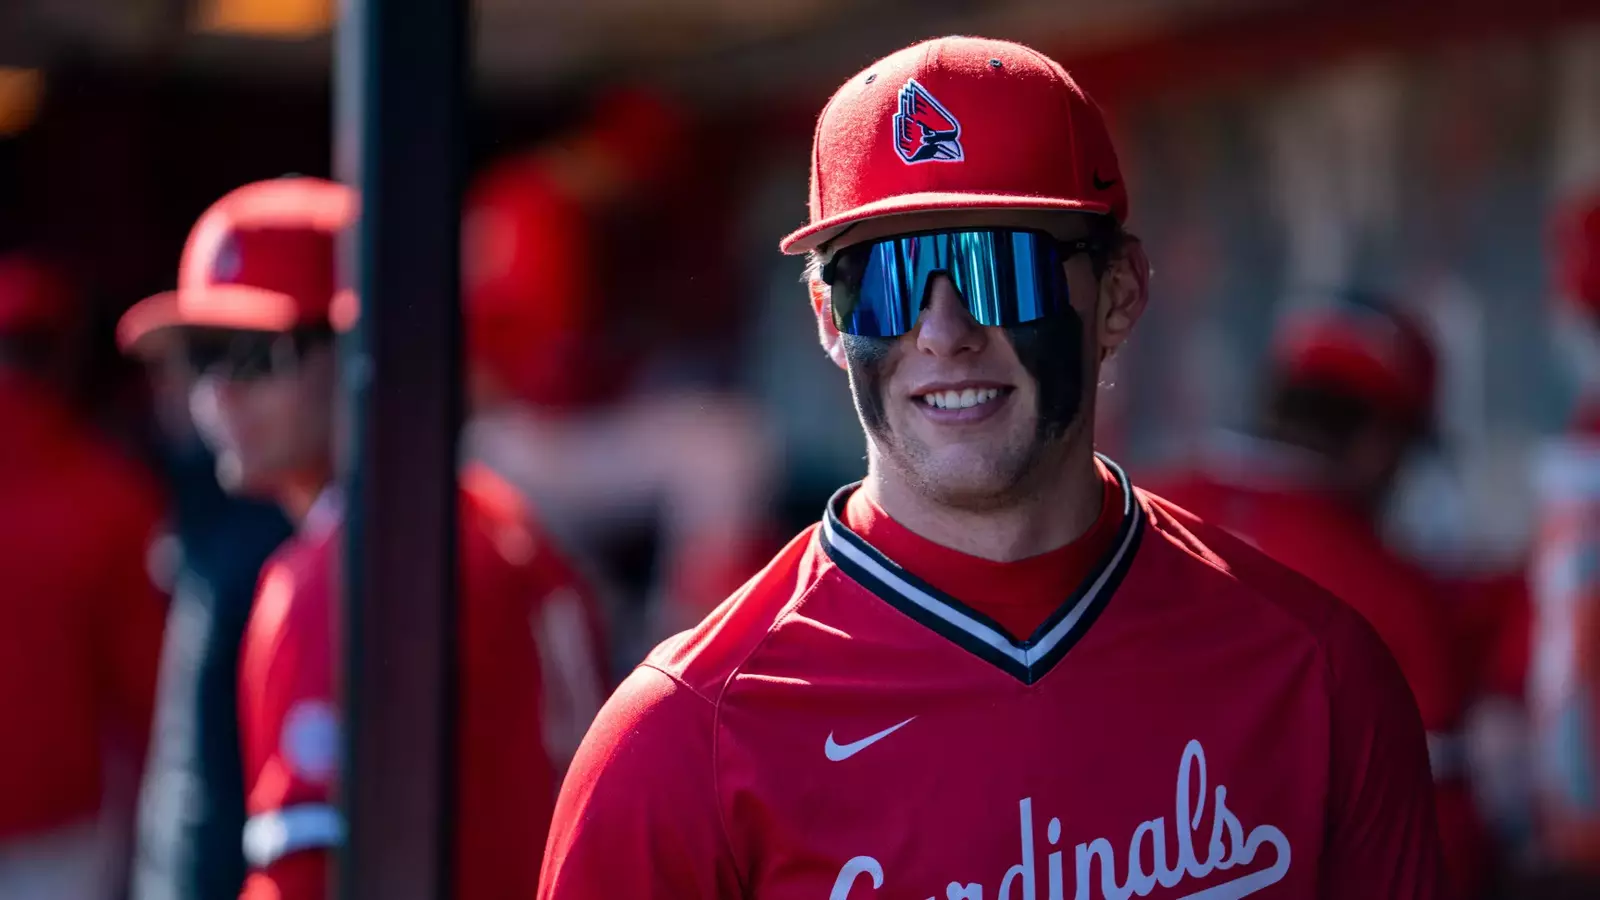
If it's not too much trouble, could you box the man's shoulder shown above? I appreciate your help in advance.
[1135,486,1393,683]
[239,536,337,747]
[1134,463,1223,516]
[457,461,596,590]
[459,462,531,531]
[644,523,830,701]
[457,463,539,563]
[247,533,336,651]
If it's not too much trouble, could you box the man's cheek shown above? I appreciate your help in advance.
[1004,312,1086,440]
[841,334,896,436]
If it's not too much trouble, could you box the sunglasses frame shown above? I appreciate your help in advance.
[819,227,1106,338]
[182,324,337,383]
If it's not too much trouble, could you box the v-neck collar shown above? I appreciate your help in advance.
[817,454,1144,685]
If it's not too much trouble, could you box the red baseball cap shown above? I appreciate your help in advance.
[779,36,1128,255]
[1270,296,1437,424]
[463,154,617,408]
[118,176,358,351]
[463,155,592,340]
[1552,189,1600,316]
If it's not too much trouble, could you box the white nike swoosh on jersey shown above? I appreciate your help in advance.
[824,717,917,762]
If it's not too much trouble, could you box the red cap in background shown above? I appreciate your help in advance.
[1270,294,1438,425]
[461,85,688,410]
[579,85,689,194]
[780,36,1127,254]
[464,158,592,340]
[462,155,607,408]
[117,176,357,351]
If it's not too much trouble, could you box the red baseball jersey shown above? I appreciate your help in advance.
[540,457,1445,899]
[238,465,607,900]
[1527,412,1600,866]
[1145,452,1484,897]
[0,375,167,841]
[1442,569,1529,702]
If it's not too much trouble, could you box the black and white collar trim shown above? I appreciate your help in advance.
[818,454,1144,685]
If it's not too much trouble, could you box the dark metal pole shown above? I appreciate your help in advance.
[334,0,464,896]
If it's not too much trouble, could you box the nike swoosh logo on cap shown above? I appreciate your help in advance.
[1093,170,1117,191]
[824,717,917,762]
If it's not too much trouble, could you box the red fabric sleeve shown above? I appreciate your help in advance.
[1447,571,1531,700]
[455,505,556,900]
[239,852,327,900]
[237,554,341,900]
[527,556,611,775]
[239,563,339,823]
[1321,603,1451,898]
[538,665,743,899]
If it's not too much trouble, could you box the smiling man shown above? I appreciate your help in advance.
[538,36,1446,899]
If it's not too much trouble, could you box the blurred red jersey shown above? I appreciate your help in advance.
[1445,569,1529,702]
[237,465,607,900]
[1527,410,1600,868]
[0,374,166,840]
[540,458,1446,899]
[1146,444,1485,896]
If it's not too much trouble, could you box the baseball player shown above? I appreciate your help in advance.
[0,253,168,899]
[461,114,782,657]
[128,285,295,900]
[1144,294,1487,897]
[1528,188,1600,873]
[116,176,604,899]
[539,36,1445,899]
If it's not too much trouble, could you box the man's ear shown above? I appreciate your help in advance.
[1097,235,1150,359]
[810,275,849,370]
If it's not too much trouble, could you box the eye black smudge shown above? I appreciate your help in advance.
[1004,310,1086,442]
[840,333,895,438]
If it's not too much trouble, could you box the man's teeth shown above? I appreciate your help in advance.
[921,387,1002,410]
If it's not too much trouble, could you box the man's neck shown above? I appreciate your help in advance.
[863,440,1103,562]
[279,474,334,525]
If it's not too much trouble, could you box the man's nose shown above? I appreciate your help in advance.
[914,274,985,358]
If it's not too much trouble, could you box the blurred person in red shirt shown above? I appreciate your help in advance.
[116,176,605,900]
[1524,188,1600,880]
[124,297,295,900]
[461,88,782,661]
[0,252,168,898]
[1145,291,1489,897]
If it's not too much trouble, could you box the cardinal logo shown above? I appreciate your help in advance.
[893,79,964,164]
[212,232,244,282]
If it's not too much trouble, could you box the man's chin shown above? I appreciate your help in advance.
[887,427,1071,511]
[902,457,1035,512]
[216,454,283,499]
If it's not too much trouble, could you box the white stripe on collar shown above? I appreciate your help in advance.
[818,455,1143,682]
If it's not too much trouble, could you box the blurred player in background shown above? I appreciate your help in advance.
[117,176,605,899]
[458,157,613,772]
[541,36,1445,898]
[0,252,168,899]
[461,88,782,668]
[1146,292,1487,897]
[1526,188,1600,887]
[127,319,293,900]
